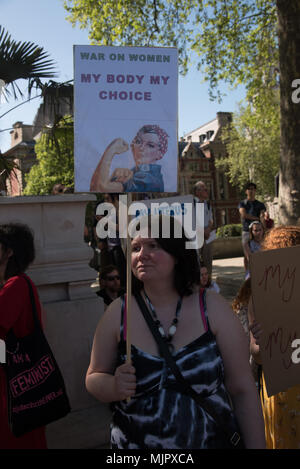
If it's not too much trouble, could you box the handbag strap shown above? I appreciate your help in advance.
[134,291,242,448]
[22,275,42,330]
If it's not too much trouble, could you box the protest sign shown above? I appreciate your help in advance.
[250,245,300,396]
[74,45,178,193]
[130,194,204,250]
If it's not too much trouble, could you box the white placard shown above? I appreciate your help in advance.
[74,45,178,193]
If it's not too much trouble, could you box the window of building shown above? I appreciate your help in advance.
[221,209,227,225]
[206,180,214,200]
[218,173,227,200]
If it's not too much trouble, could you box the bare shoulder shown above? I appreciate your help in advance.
[205,290,239,335]
[95,296,123,341]
[205,289,231,311]
[88,297,123,374]
[204,290,250,378]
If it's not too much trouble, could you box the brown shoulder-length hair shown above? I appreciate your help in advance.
[262,225,300,251]
[132,214,200,297]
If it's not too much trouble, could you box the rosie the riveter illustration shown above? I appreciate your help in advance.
[89,125,169,193]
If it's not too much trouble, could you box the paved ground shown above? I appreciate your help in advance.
[212,256,245,302]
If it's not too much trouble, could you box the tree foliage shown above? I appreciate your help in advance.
[216,91,280,197]
[0,25,57,187]
[0,25,56,100]
[64,0,277,100]
[23,116,74,195]
[64,0,300,223]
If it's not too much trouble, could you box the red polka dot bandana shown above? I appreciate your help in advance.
[133,125,169,155]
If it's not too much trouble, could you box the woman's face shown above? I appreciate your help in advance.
[251,223,264,241]
[200,267,209,287]
[131,132,163,165]
[131,236,176,284]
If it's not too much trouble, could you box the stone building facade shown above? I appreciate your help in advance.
[2,84,73,196]
[179,112,241,227]
[2,121,36,196]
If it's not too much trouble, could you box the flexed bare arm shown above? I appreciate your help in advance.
[90,138,133,192]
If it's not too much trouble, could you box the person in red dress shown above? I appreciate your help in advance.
[0,223,47,449]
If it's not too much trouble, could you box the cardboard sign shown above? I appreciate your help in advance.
[250,245,300,396]
[73,45,178,193]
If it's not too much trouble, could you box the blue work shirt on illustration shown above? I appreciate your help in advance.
[123,164,164,192]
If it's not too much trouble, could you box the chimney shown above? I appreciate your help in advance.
[10,122,34,147]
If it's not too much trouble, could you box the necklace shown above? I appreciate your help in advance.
[143,290,182,353]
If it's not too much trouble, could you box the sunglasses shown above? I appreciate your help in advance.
[106,275,120,281]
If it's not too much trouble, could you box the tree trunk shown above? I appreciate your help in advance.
[276,0,300,225]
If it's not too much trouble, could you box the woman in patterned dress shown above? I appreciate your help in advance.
[86,216,265,449]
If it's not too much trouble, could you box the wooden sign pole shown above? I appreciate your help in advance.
[126,193,132,366]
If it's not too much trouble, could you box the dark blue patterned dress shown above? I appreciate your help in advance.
[111,290,238,449]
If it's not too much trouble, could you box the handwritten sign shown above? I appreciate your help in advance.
[250,244,300,396]
[74,45,178,193]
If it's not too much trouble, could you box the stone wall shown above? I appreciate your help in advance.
[212,236,243,259]
[0,195,112,448]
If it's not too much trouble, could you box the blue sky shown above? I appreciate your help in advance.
[0,0,245,153]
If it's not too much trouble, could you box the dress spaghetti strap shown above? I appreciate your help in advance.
[199,288,210,332]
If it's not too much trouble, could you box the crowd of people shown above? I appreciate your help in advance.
[82,181,299,450]
[86,214,265,449]
[1,180,300,450]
